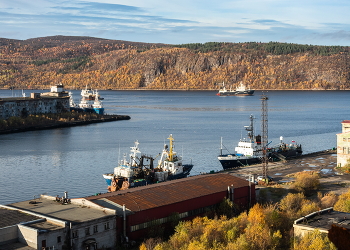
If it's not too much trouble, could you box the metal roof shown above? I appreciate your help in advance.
[87,173,249,212]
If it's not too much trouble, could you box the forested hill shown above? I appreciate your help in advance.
[1,35,349,90]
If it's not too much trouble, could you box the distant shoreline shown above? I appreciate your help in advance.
[3,88,349,91]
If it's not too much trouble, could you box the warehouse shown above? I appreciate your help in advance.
[87,173,255,241]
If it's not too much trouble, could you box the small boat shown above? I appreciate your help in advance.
[269,136,302,160]
[103,134,193,192]
[216,82,254,96]
[81,86,104,100]
[218,115,302,169]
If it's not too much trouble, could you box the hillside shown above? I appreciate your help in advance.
[0,36,349,90]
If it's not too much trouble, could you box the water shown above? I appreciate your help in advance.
[0,90,348,204]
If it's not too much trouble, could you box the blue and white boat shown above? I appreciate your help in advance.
[69,89,104,114]
[92,90,104,115]
[103,134,193,192]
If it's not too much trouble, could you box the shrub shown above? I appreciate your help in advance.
[293,171,320,195]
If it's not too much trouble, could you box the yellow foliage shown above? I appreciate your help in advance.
[333,188,350,212]
[139,243,147,250]
[247,203,266,225]
[293,230,337,250]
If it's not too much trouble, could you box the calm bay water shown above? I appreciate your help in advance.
[0,90,348,205]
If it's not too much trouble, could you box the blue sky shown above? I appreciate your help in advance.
[1,0,350,46]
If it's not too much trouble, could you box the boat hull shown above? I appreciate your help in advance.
[218,155,260,169]
[103,164,193,189]
[217,90,255,96]
[93,107,104,115]
[218,148,303,169]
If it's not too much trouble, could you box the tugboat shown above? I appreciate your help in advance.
[218,115,302,169]
[216,82,254,96]
[103,134,193,192]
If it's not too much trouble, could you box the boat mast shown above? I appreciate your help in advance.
[261,93,269,181]
[167,134,174,162]
[245,114,254,142]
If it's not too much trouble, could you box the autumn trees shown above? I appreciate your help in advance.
[138,183,350,250]
[1,37,350,91]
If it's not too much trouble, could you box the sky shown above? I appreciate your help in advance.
[1,0,350,46]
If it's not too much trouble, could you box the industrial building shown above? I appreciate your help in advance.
[293,207,350,249]
[0,173,255,249]
[337,120,350,167]
[1,193,117,250]
[0,85,70,120]
[87,173,255,241]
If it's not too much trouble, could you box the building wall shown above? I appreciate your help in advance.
[70,216,116,250]
[123,185,255,241]
[0,225,18,245]
[18,225,38,249]
[0,96,69,120]
[36,228,66,250]
[337,121,350,167]
[293,224,328,238]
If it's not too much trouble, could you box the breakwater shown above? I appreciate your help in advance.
[0,114,130,135]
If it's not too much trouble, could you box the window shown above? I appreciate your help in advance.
[93,225,98,233]
[72,230,78,238]
[343,138,346,142]
[57,236,61,243]
[104,222,110,230]
[85,227,90,236]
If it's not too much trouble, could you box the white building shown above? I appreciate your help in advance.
[337,120,350,167]
[1,194,117,250]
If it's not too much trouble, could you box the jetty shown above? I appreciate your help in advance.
[0,114,130,135]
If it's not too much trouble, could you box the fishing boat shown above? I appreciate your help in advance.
[218,115,302,169]
[103,134,193,192]
[216,82,254,96]
[81,86,104,100]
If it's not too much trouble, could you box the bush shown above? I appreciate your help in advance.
[293,171,320,195]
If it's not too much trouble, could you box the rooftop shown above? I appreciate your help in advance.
[0,207,41,228]
[87,173,250,213]
[295,208,350,230]
[26,220,64,231]
[8,196,115,224]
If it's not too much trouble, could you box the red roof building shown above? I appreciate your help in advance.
[86,173,255,241]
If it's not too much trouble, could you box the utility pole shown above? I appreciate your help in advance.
[261,93,269,181]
